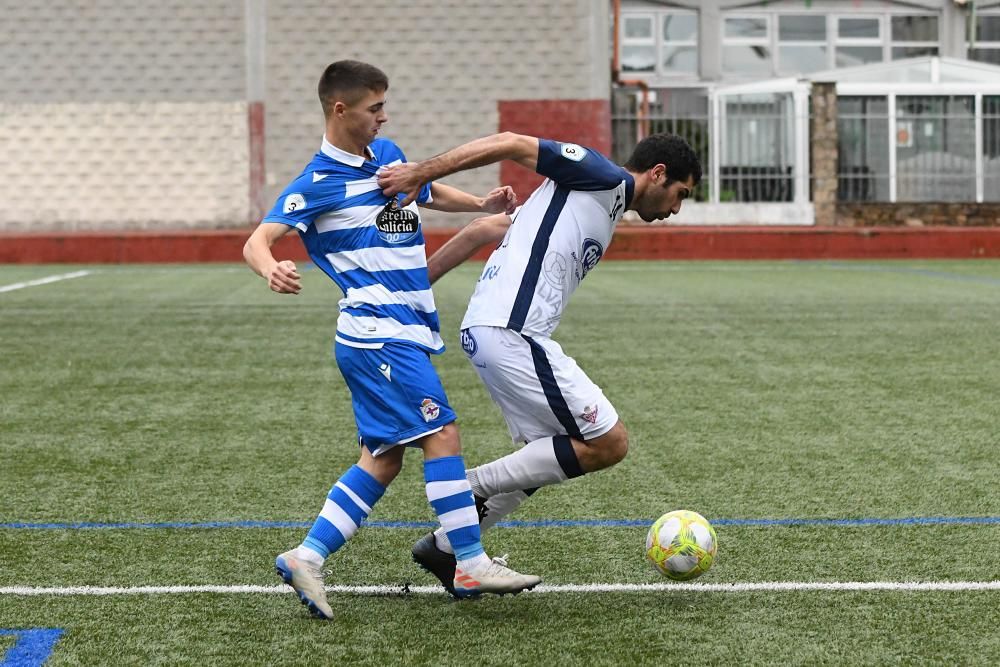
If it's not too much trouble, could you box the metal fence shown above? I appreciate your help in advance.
[612,88,1000,204]
[612,89,803,203]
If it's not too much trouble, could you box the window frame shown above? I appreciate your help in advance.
[722,13,774,76]
[831,14,885,67]
[620,12,657,74]
[888,13,940,60]
[968,11,1000,65]
[775,13,831,75]
[660,11,699,76]
[620,8,699,79]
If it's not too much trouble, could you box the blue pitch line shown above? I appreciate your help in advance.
[2,516,999,530]
[0,628,65,667]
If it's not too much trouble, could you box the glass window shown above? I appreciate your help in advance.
[891,46,938,60]
[622,45,656,72]
[779,15,826,42]
[622,13,655,73]
[969,14,1000,65]
[624,15,653,39]
[661,13,698,74]
[983,96,1000,202]
[891,15,938,42]
[662,45,697,73]
[890,15,938,61]
[779,45,828,74]
[970,48,1000,66]
[778,15,827,74]
[837,96,890,201]
[723,15,771,75]
[895,96,975,202]
[836,46,883,67]
[725,17,767,39]
[722,45,772,75]
[663,14,697,42]
[838,17,879,40]
[976,15,1000,42]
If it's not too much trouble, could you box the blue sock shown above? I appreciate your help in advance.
[424,455,485,562]
[301,465,386,560]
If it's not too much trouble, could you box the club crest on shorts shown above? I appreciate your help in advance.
[376,198,419,244]
[420,398,440,422]
[580,238,604,279]
[581,405,599,424]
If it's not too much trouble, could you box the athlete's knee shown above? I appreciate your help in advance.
[358,446,404,485]
[592,421,629,468]
[420,422,462,459]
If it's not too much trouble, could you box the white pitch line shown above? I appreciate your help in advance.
[0,270,91,293]
[3,581,1000,597]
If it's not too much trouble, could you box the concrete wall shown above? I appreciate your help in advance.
[0,0,611,231]
[0,1,248,231]
[263,0,610,226]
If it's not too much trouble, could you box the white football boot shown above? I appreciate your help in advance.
[453,555,541,598]
[275,550,334,620]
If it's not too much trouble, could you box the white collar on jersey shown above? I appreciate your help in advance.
[321,136,374,166]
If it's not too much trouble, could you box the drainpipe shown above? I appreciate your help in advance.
[612,0,650,139]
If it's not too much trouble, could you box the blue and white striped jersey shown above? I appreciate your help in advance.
[263,137,441,353]
[461,139,635,338]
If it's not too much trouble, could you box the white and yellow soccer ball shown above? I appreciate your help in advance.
[645,510,717,581]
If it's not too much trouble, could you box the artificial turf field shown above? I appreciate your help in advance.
[1,260,999,665]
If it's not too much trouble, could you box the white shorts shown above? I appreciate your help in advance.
[460,326,619,444]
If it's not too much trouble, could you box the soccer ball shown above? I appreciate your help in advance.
[645,510,717,581]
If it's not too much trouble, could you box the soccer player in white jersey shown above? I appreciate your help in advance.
[243,61,540,619]
[378,131,701,595]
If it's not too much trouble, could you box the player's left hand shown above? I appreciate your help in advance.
[378,163,424,207]
[481,186,517,214]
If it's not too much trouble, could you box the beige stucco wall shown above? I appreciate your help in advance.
[0,0,610,231]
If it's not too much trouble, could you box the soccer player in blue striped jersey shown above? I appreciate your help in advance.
[378,131,701,595]
[243,61,539,619]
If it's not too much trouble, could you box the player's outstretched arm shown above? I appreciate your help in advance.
[421,183,517,214]
[427,213,512,285]
[243,222,302,294]
[379,133,539,206]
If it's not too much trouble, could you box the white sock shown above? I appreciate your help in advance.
[478,490,531,532]
[433,490,533,554]
[456,553,491,573]
[295,544,325,566]
[470,436,582,498]
[433,528,455,554]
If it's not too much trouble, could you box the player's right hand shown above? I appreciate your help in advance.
[267,260,301,294]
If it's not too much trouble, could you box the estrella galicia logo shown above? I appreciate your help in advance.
[376,198,419,244]
[460,329,478,357]
[581,238,604,278]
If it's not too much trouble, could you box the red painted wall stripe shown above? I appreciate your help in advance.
[247,101,267,224]
[2,227,999,264]
[498,99,612,204]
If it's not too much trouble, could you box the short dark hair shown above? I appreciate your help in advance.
[318,60,389,116]
[623,133,702,186]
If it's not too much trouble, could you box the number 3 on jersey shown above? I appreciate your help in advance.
[559,143,588,162]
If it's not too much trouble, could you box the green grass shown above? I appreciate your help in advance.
[2,260,999,665]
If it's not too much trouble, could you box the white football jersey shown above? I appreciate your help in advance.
[461,139,635,338]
